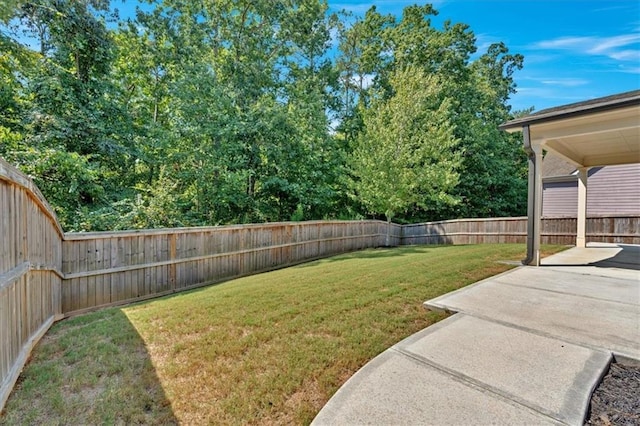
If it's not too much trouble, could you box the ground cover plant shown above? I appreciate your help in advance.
[0,244,566,425]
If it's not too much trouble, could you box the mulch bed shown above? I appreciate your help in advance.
[586,362,640,425]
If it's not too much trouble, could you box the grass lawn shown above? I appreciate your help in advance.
[0,244,566,425]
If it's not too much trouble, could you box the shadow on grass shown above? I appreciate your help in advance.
[297,221,456,267]
[0,309,177,425]
[294,244,449,267]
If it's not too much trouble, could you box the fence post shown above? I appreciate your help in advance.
[169,233,176,292]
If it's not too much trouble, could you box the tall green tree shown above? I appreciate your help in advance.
[351,67,460,241]
[110,0,346,226]
[3,0,137,229]
[442,42,526,219]
[338,4,525,222]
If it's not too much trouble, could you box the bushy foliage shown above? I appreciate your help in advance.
[351,68,460,223]
[0,1,527,231]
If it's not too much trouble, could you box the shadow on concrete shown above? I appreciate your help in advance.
[590,244,640,271]
[542,243,640,272]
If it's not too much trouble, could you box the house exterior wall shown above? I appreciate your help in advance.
[543,181,578,216]
[542,163,640,217]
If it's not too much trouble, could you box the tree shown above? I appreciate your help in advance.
[337,4,526,222]
[442,42,526,219]
[4,0,137,230]
[334,6,395,146]
[351,67,460,243]
[0,0,22,22]
[1,0,527,230]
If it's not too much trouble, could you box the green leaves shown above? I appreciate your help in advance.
[0,1,527,230]
[351,67,460,223]
[338,4,526,222]
[11,147,104,230]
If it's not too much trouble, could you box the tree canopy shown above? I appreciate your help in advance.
[351,67,460,225]
[0,1,528,231]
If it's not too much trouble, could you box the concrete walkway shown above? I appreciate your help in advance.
[312,243,640,425]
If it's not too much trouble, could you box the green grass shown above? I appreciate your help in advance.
[0,244,566,425]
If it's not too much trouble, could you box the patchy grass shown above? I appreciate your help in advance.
[1,309,177,425]
[1,244,566,425]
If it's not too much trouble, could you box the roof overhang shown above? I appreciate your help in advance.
[500,90,640,168]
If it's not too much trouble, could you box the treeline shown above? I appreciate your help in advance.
[1,0,528,231]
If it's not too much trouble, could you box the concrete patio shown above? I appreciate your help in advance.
[312,243,640,425]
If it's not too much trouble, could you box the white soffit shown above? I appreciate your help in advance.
[501,91,640,168]
[536,105,640,167]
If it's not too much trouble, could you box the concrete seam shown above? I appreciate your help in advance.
[422,266,523,309]
[390,346,569,425]
[493,280,639,308]
[425,307,626,359]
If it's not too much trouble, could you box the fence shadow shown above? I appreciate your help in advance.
[0,309,177,425]
[400,221,454,246]
[294,245,437,267]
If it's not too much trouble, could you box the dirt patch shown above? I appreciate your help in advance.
[586,361,640,425]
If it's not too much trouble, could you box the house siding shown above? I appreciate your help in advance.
[587,164,640,215]
[542,163,640,217]
[543,181,578,217]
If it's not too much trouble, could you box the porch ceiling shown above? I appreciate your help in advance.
[501,90,640,168]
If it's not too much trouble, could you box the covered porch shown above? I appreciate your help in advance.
[500,90,640,265]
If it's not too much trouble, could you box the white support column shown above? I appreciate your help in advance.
[532,145,543,266]
[576,167,588,248]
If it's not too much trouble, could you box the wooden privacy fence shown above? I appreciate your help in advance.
[61,221,401,316]
[401,216,640,246]
[0,157,405,409]
[1,155,639,411]
[0,159,63,410]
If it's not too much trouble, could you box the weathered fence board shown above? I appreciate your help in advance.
[56,215,639,316]
[0,158,63,411]
[60,221,399,315]
[401,216,640,246]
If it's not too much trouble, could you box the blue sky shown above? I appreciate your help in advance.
[328,0,640,112]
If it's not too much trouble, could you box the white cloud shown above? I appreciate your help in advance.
[617,65,640,74]
[531,33,640,69]
[608,49,640,61]
[539,78,589,87]
[590,5,631,13]
[519,76,589,87]
[510,87,593,111]
[535,36,591,49]
[474,33,501,53]
[515,87,585,99]
[587,34,640,54]
[510,74,600,111]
